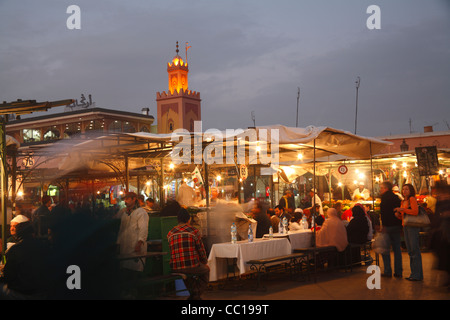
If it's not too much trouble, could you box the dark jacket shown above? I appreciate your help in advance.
[380,191,402,227]
[346,208,369,244]
[32,205,51,237]
[254,212,271,238]
[3,223,49,296]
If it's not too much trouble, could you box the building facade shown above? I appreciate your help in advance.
[376,127,450,154]
[6,107,155,145]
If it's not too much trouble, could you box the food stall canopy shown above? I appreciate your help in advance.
[254,125,392,162]
[23,125,392,175]
[6,135,20,148]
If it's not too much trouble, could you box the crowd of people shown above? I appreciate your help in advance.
[0,179,449,300]
[247,182,449,288]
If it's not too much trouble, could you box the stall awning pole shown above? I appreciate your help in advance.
[370,142,375,212]
[204,162,210,241]
[125,155,129,193]
[313,139,316,248]
[160,157,164,208]
[1,116,7,256]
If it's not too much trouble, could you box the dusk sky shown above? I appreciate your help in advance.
[1,0,449,137]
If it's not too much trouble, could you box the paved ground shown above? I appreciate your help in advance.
[196,251,449,300]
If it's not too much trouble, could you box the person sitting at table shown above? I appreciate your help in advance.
[346,205,370,244]
[274,205,292,225]
[316,208,348,252]
[145,198,160,211]
[289,210,303,231]
[268,208,279,233]
[167,208,209,300]
[250,201,271,238]
[346,205,370,265]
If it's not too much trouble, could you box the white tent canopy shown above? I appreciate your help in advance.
[23,125,392,175]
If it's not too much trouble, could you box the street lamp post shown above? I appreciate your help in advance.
[354,76,361,135]
[296,87,300,127]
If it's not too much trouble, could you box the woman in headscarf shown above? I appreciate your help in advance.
[316,208,348,252]
[346,205,370,265]
[315,208,348,268]
[346,205,370,244]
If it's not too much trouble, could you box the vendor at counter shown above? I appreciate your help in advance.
[305,189,324,217]
[352,182,371,201]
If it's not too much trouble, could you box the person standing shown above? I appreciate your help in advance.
[279,190,295,215]
[250,202,271,238]
[395,184,423,281]
[352,182,371,201]
[116,192,149,272]
[32,195,52,238]
[306,189,324,217]
[177,181,197,207]
[167,208,209,300]
[379,181,403,278]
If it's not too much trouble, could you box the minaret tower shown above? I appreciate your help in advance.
[157,41,201,133]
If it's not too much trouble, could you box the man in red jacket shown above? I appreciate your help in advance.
[167,208,209,300]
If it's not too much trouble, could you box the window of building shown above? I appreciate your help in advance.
[140,125,149,132]
[23,129,41,143]
[168,119,174,132]
[108,120,122,133]
[85,119,105,132]
[123,121,136,133]
[64,122,81,138]
[43,127,60,141]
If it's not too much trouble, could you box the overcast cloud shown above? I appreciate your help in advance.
[1,0,449,137]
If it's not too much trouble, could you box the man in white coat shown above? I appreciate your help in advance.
[116,192,149,272]
[177,181,197,207]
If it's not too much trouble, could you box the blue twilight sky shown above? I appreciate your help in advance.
[1,0,449,137]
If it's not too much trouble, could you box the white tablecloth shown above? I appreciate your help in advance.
[287,230,313,249]
[207,238,292,282]
[263,230,313,250]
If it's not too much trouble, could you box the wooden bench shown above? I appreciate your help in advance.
[345,241,374,272]
[293,246,338,282]
[246,253,309,291]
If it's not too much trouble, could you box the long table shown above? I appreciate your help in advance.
[262,230,313,250]
[208,238,292,282]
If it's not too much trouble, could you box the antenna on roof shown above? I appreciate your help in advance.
[444,120,450,130]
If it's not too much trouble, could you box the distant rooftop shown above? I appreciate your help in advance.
[376,129,450,140]
[7,107,154,126]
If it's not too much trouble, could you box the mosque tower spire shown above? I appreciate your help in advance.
[156,41,201,133]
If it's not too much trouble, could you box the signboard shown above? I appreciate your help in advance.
[338,165,348,175]
[415,146,440,176]
[240,165,248,180]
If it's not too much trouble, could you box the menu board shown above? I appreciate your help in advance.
[415,146,439,176]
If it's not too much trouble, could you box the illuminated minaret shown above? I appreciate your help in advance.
[157,41,201,133]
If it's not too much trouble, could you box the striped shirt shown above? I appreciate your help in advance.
[167,224,207,270]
